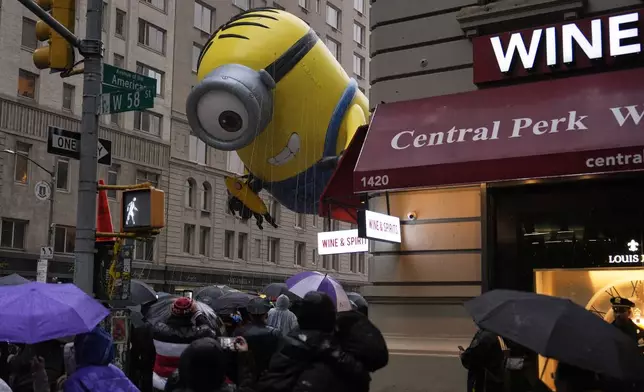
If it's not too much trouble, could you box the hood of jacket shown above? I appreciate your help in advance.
[275,295,290,310]
[74,327,114,368]
[178,338,226,392]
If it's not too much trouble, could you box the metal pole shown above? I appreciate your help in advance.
[15,0,81,48]
[73,0,103,294]
[48,163,56,247]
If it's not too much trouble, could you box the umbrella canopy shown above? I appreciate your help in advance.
[211,291,256,315]
[286,271,351,312]
[0,273,30,286]
[465,289,644,380]
[130,279,158,305]
[0,282,109,344]
[347,292,368,309]
[194,285,238,306]
[143,296,224,333]
[261,282,298,302]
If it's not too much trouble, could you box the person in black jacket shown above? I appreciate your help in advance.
[248,292,372,392]
[460,329,505,392]
[8,340,64,392]
[233,297,282,382]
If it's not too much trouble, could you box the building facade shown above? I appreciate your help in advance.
[321,0,644,391]
[0,0,369,291]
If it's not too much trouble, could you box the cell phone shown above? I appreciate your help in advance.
[218,337,236,351]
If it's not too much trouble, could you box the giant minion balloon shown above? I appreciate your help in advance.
[186,7,369,229]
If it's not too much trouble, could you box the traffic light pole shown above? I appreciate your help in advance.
[73,0,103,294]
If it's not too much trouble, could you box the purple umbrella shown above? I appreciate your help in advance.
[0,282,110,344]
[286,271,352,312]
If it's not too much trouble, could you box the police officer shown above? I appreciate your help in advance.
[610,297,641,344]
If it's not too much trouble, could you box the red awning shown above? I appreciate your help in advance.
[319,125,369,224]
[354,67,644,193]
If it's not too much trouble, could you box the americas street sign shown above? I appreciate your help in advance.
[47,126,112,166]
[101,64,156,114]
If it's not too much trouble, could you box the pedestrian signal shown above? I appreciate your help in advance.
[121,187,165,232]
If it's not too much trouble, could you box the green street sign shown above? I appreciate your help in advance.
[102,64,157,95]
[101,88,154,114]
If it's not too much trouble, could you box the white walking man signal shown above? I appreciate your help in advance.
[126,198,138,225]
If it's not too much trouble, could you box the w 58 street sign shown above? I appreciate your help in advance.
[101,64,156,114]
[101,88,154,114]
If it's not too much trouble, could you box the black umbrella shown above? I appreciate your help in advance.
[130,279,157,305]
[465,289,644,380]
[347,292,368,308]
[194,285,238,306]
[262,282,298,302]
[212,291,256,315]
[142,296,223,333]
[0,274,30,286]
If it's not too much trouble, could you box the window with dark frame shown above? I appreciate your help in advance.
[134,110,162,135]
[225,230,235,258]
[332,254,339,270]
[326,3,340,29]
[18,69,38,100]
[138,19,166,53]
[21,18,37,50]
[142,0,166,12]
[62,83,74,112]
[184,224,195,254]
[238,233,248,260]
[268,237,279,263]
[0,219,27,249]
[295,241,306,266]
[199,226,210,256]
[194,2,214,33]
[14,142,30,184]
[107,166,118,199]
[136,63,164,96]
[136,170,159,187]
[56,159,70,190]
[54,226,76,253]
[135,238,154,261]
[115,9,126,37]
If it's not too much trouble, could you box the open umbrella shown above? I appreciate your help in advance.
[130,279,157,305]
[261,282,298,301]
[0,282,109,344]
[465,289,644,380]
[194,285,238,306]
[212,291,256,315]
[286,271,352,312]
[0,273,30,286]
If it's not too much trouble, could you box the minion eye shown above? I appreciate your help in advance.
[196,91,250,142]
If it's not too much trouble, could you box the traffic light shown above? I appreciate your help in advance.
[33,0,75,71]
[121,187,165,232]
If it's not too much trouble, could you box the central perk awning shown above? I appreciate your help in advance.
[353,67,644,193]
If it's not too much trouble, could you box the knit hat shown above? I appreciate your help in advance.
[172,297,195,316]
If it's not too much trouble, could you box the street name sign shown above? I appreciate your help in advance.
[47,126,112,166]
[101,64,156,114]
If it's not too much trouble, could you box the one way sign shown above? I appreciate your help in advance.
[47,126,112,166]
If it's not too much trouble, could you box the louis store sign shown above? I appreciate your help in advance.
[473,8,644,83]
[608,239,644,264]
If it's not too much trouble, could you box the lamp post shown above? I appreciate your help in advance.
[3,149,56,248]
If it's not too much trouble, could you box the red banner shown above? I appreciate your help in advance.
[354,67,644,193]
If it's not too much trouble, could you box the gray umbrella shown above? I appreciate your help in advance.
[0,274,30,286]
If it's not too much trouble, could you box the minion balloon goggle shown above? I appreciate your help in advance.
[186,29,319,151]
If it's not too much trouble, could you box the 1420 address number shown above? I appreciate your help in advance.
[360,175,389,188]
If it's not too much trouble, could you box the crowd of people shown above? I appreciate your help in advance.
[0,291,388,392]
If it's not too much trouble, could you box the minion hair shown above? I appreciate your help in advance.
[197,7,281,70]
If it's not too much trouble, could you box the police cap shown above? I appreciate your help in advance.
[610,297,635,308]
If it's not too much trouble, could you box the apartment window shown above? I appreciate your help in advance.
[134,111,162,136]
[353,22,365,46]
[312,214,318,227]
[269,199,281,224]
[201,182,211,211]
[298,0,309,9]
[322,255,329,269]
[135,238,154,261]
[13,142,30,184]
[326,37,340,60]
[142,0,166,12]
[359,253,366,273]
[21,18,37,50]
[326,3,340,29]
[115,9,126,37]
[295,213,305,229]
[56,159,70,190]
[224,230,234,258]
[194,2,214,33]
[189,135,207,164]
[54,226,75,253]
[107,166,119,199]
[254,239,261,258]
[267,237,280,263]
[199,227,210,256]
[192,44,202,72]
[184,224,195,254]
[312,248,318,264]
[354,0,364,14]
[234,0,250,10]
[0,219,27,249]
[102,2,108,32]
[113,54,125,67]
[138,19,166,53]
[18,69,38,100]
[136,63,164,96]
[185,179,196,208]
[110,113,122,126]
[62,83,74,112]
[353,53,365,77]
[295,241,306,266]
[315,0,320,13]
[136,170,159,187]
[238,233,248,260]
[332,254,339,270]
[350,253,357,272]
[332,220,340,231]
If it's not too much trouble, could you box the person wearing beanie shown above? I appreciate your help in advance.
[152,297,217,391]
